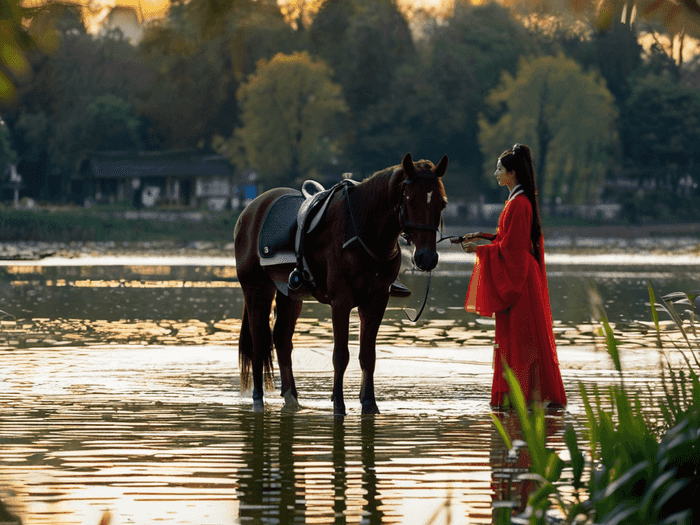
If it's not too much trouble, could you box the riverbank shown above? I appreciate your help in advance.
[1,210,699,260]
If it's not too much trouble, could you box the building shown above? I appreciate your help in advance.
[77,150,253,210]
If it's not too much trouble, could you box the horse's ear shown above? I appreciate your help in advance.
[435,155,448,178]
[402,153,415,179]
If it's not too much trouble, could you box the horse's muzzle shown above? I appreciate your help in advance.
[414,248,438,271]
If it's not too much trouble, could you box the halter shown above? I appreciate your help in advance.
[397,172,441,245]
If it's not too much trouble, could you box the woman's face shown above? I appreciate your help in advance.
[494,160,515,187]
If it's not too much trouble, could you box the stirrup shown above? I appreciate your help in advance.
[288,268,304,291]
[389,281,411,298]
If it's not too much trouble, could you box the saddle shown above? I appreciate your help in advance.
[259,179,356,295]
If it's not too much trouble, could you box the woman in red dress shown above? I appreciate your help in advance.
[462,144,566,409]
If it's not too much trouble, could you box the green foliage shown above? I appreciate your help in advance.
[310,0,413,116]
[137,0,300,150]
[493,286,700,525]
[620,72,700,169]
[0,208,239,243]
[0,119,18,168]
[227,51,349,189]
[479,54,618,206]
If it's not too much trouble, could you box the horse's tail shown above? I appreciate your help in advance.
[238,303,275,392]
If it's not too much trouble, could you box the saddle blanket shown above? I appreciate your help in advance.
[258,191,304,266]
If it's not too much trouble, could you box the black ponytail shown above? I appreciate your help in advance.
[499,144,543,263]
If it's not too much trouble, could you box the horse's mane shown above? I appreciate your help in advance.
[360,159,437,186]
[350,159,440,224]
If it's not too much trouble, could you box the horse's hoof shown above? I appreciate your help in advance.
[333,402,346,417]
[282,390,300,411]
[361,402,380,415]
[253,399,264,413]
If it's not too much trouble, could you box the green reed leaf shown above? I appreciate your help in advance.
[564,424,585,490]
[502,362,546,475]
[602,317,622,375]
[490,413,512,450]
[579,384,599,462]
[544,450,565,483]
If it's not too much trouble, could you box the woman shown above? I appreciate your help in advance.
[462,144,566,409]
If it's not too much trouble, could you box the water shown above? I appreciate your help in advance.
[0,246,697,524]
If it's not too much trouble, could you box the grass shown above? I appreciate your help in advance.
[0,207,241,243]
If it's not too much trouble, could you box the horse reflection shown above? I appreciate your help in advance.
[236,414,384,524]
[237,414,306,522]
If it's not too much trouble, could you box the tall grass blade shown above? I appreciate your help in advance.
[564,424,584,491]
[579,384,599,462]
[502,363,546,475]
[602,317,622,376]
[649,284,662,347]
[491,414,513,450]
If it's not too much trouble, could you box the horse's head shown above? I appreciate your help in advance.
[397,153,449,272]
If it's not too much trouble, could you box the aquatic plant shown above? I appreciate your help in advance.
[493,285,700,525]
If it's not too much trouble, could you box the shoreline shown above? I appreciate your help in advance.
[1,222,700,262]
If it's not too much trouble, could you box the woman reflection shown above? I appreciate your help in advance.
[461,144,566,409]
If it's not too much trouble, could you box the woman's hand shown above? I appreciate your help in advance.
[461,241,477,253]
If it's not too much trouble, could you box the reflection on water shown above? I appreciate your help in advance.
[0,253,698,523]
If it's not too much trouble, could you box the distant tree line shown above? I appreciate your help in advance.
[1,0,700,222]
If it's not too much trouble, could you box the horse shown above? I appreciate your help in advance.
[234,153,449,415]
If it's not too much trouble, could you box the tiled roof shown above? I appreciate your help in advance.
[82,151,235,179]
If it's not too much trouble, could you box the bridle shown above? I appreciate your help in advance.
[397,173,442,245]
[395,172,445,323]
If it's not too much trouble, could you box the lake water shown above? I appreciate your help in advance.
[0,244,698,524]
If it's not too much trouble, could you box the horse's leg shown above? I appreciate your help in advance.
[330,302,352,416]
[241,283,276,413]
[273,292,303,410]
[357,293,390,415]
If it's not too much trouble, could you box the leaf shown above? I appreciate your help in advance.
[579,384,599,462]
[491,413,513,450]
[649,285,660,331]
[564,424,585,490]
[597,501,641,525]
[502,363,546,475]
[600,461,650,500]
[602,316,622,374]
[656,294,691,347]
[544,450,565,483]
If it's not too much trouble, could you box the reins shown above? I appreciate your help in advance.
[342,184,400,262]
[403,234,454,323]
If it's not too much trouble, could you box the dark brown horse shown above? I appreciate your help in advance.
[234,153,448,414]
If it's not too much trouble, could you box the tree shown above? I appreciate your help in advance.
[510,0,700,38]
[479,54,618,206]
[137,0,301,150]
[12,111,48,199]
[0,118,18,168]
[620,72,700,182]
[309,0,414,116]
[82,95,142,151]
[422,2,536,198]
[225,51,348,189]
[9,25,149,200]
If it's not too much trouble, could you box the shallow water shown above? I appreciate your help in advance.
[0,249,697,524]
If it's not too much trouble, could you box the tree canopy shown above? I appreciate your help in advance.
[3,0,700,218]
[479,54,618,205]
[224,51,349,189]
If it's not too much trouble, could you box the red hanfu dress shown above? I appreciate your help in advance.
[465,191,566,407]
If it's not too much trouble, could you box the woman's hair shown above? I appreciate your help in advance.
[499,143,543,261]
